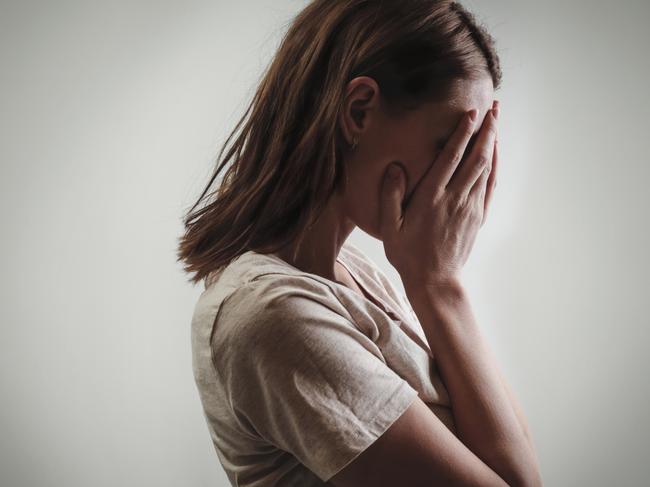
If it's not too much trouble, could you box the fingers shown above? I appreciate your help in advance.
[469,148,491,205]
[450,107,498,200]
[412,110,477,208]
[379,162,405,240]
[481,133,499,226]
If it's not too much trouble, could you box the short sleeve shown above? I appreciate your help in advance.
[218,281,419,482]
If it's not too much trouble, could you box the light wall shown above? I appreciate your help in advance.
[1,1,648,486]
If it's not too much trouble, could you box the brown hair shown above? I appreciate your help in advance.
[177,0,502,285]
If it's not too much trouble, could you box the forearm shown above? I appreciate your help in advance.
[493,347,543,477]
[404,278,542,487]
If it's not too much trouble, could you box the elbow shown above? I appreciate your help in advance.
[494,438,543,487]
[504,466,544,487]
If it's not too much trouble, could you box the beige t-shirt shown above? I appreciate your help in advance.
[191,240,456,486]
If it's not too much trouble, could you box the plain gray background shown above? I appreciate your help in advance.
[1,1,649,486]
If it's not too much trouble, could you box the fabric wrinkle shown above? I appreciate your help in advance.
[190,240,456,486]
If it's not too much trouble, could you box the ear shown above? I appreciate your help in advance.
[338,76,381,147]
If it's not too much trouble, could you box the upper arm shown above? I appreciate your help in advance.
[217,279,424,482]
[328,396,511,487]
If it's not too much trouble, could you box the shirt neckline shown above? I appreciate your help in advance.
[247,246,434,358]
[261,245,405,323]
[335,254,403,321]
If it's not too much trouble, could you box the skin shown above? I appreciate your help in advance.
[273,75,496,283]
[272,76,541,476]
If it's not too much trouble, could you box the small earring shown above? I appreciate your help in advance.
[350,136,358,150]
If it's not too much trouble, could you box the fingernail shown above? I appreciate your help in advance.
[469,109,478,122]
[388,163,401,180]
[493,106,500,120]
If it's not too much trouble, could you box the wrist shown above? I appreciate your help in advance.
[403,274,464,297]
[403,276,467,313]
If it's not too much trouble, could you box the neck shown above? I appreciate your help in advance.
[272,194,355,282]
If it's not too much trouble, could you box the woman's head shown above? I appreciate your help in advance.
[177,0,502,285]
[336,74,495,241]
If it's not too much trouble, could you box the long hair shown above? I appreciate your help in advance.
[177,0,502,286]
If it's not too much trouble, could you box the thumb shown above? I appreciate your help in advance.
[379,162,404,239]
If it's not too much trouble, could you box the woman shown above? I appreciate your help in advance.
[178,0,542,485]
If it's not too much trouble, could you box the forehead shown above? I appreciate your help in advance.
[432,76,495,142]
[446,76,494,107]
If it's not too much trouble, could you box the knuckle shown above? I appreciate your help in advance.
[449,150,462,165]
[431,187,445,204]
[448,190,465,211]
[476,153,490,169]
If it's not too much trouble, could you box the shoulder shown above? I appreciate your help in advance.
[215,272,354,346]
[222,272,345,313]
[213,271,387,393]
